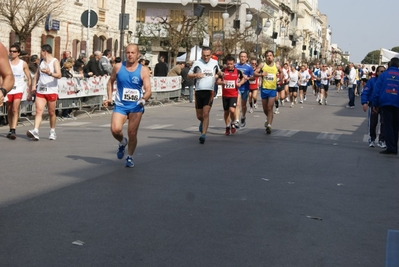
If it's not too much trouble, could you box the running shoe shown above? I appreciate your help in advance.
[369,140,375,147]
[199,134,206,144]
[254,103,258,109]
[240,117,246,128]
[319,100,323,105]
[199,122,203,133]
[125,156,134,168]
[27,129,39,141]
[117,137,127,159]
[324,100,328,105]
[231,123,236,134]
[249,108,253,114]
[377,141,387,148]
[225,127,230,136]
[274,108,279,114]
[264,121,268,128]
[299,100,303,104]
[304,96,307,101]
[234,120,240,129]
[290,103,294,108]
[266,125,272,134]
[49,131,57,141]
[280,99,285,106]
[6,131,16,140]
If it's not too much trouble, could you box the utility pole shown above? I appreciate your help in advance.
[119,0,126,58]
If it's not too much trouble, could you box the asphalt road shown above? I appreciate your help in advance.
[0,87,398,267]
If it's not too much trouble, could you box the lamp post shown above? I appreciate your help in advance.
[264,17,285,54]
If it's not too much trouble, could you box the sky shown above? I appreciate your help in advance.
[318,0,399,63]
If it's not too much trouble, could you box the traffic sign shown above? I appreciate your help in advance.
[81,10,98,28]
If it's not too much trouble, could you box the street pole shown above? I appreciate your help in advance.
[119,0,126,58]
[87,0,90,58]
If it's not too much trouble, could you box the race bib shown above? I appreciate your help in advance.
[225,81,235,89]
[249,80,256,84]
[122,88,139,101]
[38,86,47,92]
[265,74,274,81]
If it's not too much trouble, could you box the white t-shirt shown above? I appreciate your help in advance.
[189,58,220,91]
[299,71,310,86]
[9,59,26,95]
[320,70,330,85]
[288,70,299,87]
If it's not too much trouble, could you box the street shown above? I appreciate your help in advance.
[0,87,398,267]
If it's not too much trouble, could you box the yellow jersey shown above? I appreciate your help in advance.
[261,62,278,90]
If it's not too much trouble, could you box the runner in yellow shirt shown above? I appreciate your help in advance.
[254,50,279,134]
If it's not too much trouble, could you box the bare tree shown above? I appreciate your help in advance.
[152,15,206,65]
[0,0,64,50]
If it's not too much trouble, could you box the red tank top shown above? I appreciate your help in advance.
[249,70,259,89]
[222,68,239,98]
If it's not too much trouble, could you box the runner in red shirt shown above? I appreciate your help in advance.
[248,58,259,113]
[217,56,245,135]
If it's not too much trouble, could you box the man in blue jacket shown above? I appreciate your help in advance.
[361,65,386,148]
[372,56,399,155]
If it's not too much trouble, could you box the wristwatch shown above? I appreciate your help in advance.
[0,87,7,97]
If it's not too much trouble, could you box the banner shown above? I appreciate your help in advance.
[58,76,109,99]
[151,76,182,92]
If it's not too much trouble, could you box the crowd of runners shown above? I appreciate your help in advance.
[1,41,399,168]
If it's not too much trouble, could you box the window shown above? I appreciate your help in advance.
[98,0,106,9]
[209,11,224,31]
[136,9,145,23]
[170,9,184,24]
[99,10,106,23]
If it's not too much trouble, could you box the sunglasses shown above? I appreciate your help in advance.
[9,50,18,53]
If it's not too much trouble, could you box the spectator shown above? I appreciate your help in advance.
[144,60,152,76]
[154,56,168,76]
[372,57,399,155]
[60,51,71,67]
[74,53,86,73]
[99,49,112,75]
[139,58,145,65]
[167,61,185,77]
[181,62,194,102]
[60,61,75,118]
[84,51,103,77]
[28,54,40,77]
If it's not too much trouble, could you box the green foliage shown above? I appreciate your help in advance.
[361,46,399,64]
[361,50,380,64]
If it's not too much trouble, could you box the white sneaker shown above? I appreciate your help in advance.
[377,141,387,148]
[274,108,279,114]
[49,131,57,140]
[324,100,328,105]
[290,103,294,108]
[304,96,307,101]
[249,108,254,113]
[299,100,303,104]
[27,129,39,141]
[254,103,258,109]
[369,141,375,147]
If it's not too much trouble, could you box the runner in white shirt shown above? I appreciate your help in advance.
[298,65,311,104]
[319,64,332,105]
[6,44,31,140]
[187,47,221,144]
[288,64,300,108]
[27,44,61,141]
[333,66,343,92]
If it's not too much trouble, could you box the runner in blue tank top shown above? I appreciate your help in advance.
[104,44,152,167]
